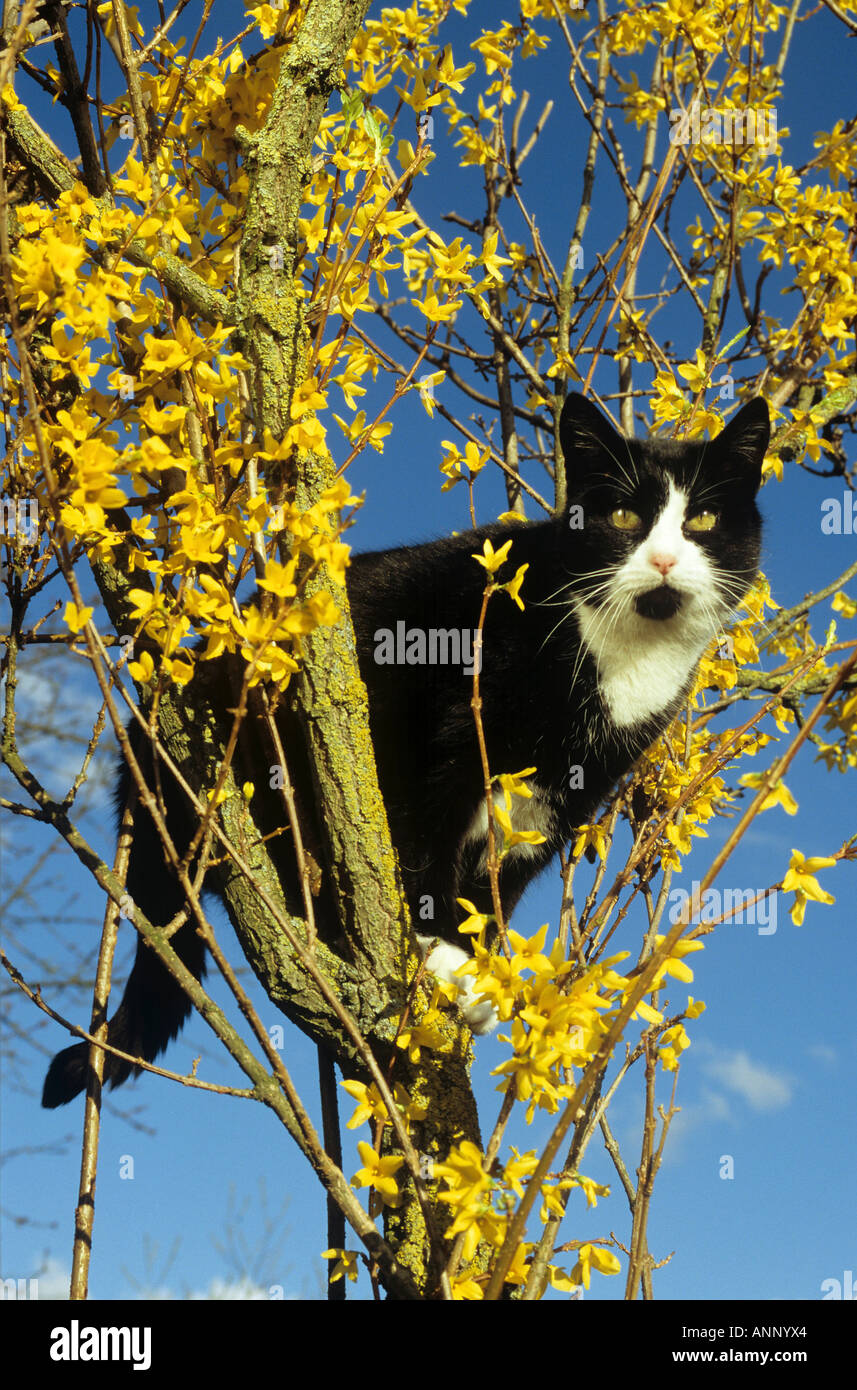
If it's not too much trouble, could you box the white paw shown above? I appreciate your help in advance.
[416,935,498,1035]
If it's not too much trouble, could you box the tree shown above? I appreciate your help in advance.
[1,0,855,1301]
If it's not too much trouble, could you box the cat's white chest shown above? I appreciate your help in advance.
[576,608,702,725]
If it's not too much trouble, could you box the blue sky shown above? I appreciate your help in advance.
[2,0,855,1302]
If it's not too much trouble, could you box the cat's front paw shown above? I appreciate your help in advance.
[460,994,499,1035]
[416,935,498,1035]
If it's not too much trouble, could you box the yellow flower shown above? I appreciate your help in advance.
[342,1079,388,1130]
[136,399,187,434]
[548,1264,579,1293]
[395,1014,446,1062]
[256,559,299,600]
[472,537,512,575]
[572,822,609,861]
[412,290,461,323]
[781,849,836,925]
[650,935,705,987]
[496,767,537,800]
[321,1249,359,1283]
[350,1141,404,1206]
[677,346,710,393]
[739,772,799,815]
[501,563,529,610]
[457,943,524,1021]
[471,30,513,74]
[507,924,553,976]
[141,334,189,373]
[455,898,493,937]
[462,440,489,475]
[179,524,224,566]
[569,1242,622,1289]
[503,1148,539,1198]
[477,231,513,283]
[63,601,93,635]
[658,1022,691,1071]
[629,998,664,1026]
[290,377,327,418]
[503,1242,532,1286]
[286,415,328,452]
[831,591,857,619]
[494,798,547,854]
[450,1274,484,1300]
[433,1140,493,1202]
[573,1174,610,1208]
[127,650,154,683]
[439,443,465,490]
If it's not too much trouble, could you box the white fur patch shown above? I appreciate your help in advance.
[574,482,726,727]
[416,935,497,1034]
[462,783,553,873]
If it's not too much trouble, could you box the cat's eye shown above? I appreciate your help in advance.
[686,510,718,532]
[609,508,643,531]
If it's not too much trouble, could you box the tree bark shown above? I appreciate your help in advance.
[230,0,485,1292]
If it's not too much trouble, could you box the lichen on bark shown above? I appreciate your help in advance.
[227,0,485,1294]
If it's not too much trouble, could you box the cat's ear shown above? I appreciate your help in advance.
[559,393,626,480]
[714,398,769,492]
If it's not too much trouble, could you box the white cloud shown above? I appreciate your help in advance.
[15,1254,72,1300]
[701,1048,793,1112]
[18,1261,300,1301]
[189,1277,276,1300]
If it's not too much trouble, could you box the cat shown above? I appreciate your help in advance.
[42,392,768,1106]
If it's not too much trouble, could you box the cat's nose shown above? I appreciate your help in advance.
[649,552,677,577]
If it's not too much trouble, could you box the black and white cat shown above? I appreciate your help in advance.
[42,393,768,1105]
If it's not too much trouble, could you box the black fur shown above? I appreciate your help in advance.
[42,393,768,1106]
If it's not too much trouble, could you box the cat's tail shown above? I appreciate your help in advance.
[41,923,206,1108]
[42,751,206,1109]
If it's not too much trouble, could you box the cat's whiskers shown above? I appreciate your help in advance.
[566,586,630,696]
[690,480,729,507]
[583,469,637,501]
[590,426,640,495]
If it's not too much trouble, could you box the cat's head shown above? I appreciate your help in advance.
[558,392,768,636]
